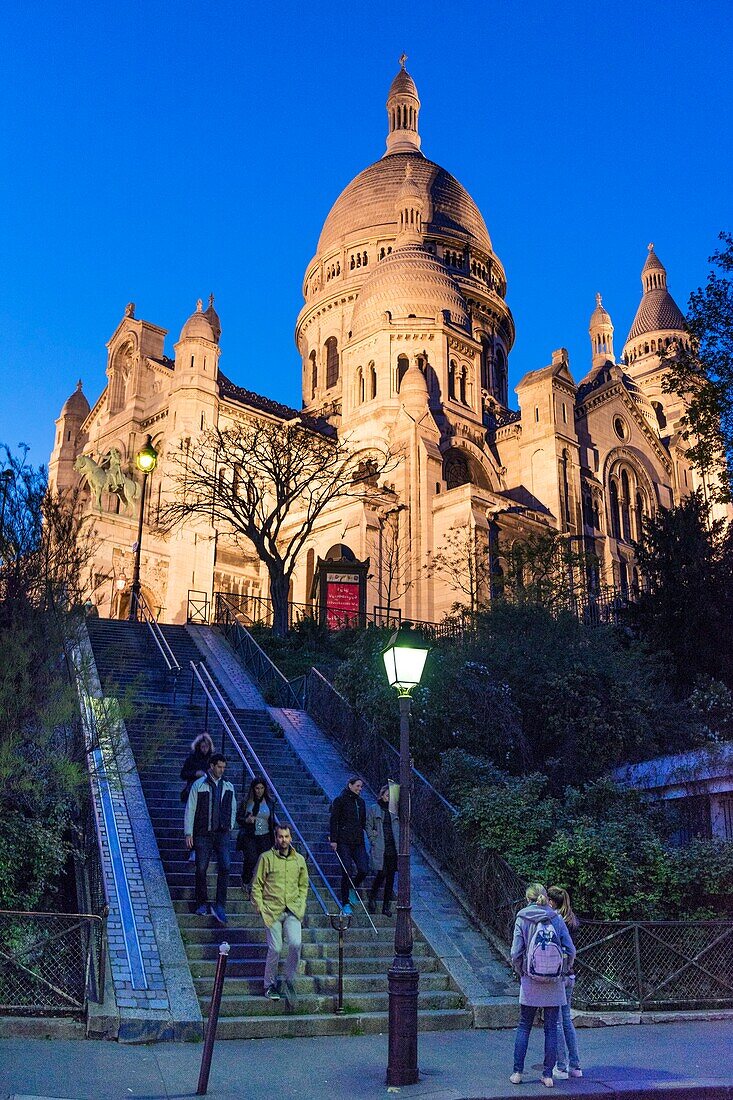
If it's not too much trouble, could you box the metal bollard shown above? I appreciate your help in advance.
[330,912,351,1015]
[196,940,230,1096]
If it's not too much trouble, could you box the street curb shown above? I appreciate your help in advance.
[459,1086,733,1099]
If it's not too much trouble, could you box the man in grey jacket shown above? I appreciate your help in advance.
[184,754,237,926]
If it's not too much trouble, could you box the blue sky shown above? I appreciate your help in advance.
[1,0,731,464]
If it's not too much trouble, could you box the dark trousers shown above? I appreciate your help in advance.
[241,833,271,885]
[369,849,397,909]
[194,832,231,909]
[337,841,368,905]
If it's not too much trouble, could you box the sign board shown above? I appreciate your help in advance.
[312,553,369,630]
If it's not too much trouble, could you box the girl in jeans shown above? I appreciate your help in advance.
[548,886,583,1079]
[510,883,576,1088]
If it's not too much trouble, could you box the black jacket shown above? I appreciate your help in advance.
[329,788,366,847]
[180,747,213,784]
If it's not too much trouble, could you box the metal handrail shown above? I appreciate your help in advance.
[133,591,181,677]
[214,594,301,708]
[188,661,340,916]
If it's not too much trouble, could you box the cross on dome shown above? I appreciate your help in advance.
[399,52,407,69]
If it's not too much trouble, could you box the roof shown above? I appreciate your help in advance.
[317,152,493,256]
[217,373,334,435]
[626,288,686,342]
[60,380,90,418]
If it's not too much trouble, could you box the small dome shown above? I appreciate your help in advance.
[626,245,685,344]
[388,67,419,100]
[204,293,221,343]
[642,243,666,275]
[61,380,90,419]
[622,372,659,433]
[180,299,215,342]
[399,360,429,415]
[350,243,470,340]
[589,292,612,328]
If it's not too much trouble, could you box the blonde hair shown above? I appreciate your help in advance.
[525,882,549,906]
[548,885,579,930]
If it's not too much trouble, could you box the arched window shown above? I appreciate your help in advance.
[325,337,339,388]
[309,350,317,398]
[610,479,621,539]
[369,362,377,400]
[635,490,645,541]
[652,401,667,430]
[443,450,470,489]
[356,366,365,404]
[495,346,508,405]
[560,449,571,527]
[620,470,632,541]
[459,365,467,404]
[448,360,457,400]
[397,354,409,392]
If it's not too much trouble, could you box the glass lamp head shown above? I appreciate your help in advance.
[136,436,158,474]
[382,622,430,696]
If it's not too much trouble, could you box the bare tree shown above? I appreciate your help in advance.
[503,531,597,612]
[426,525,492,614]
[368,505,412,621]
[158,417,389,636]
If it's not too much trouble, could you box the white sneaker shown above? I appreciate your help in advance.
[540,1076,554,1088]
[569,1068,583,1077]
[509,1072,523,1085]
[553,1066,569,1080]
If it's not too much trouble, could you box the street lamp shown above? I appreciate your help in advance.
[381,621,430,1087]
[128,436,158,621]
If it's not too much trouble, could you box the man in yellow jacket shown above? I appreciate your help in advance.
[251,823,309,1006]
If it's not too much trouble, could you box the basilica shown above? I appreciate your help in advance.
[49,63,702,626]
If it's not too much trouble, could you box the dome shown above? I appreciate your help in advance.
[350,243,470,340]
[180,299,215,342]
[399,360,430,415]
[589,292,612,328]
[388,68,419,99]
[61,380,90,419]
[203,293,221,343]
[317,153,493,257]
[622,373,659,432]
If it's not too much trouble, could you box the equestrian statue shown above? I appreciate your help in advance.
[74,449,140,513]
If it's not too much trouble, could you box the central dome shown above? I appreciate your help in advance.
[351,242,470,340]
[317,152,493,257]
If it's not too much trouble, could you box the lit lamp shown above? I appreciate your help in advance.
[381,621,429,1087]
[128,436,158,621]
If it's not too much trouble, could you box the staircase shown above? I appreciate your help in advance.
[86,618,471,1038]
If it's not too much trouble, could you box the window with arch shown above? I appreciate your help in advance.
[355,366,365,405]
[495,346,508,405]
[309,350,317,398]
[448,360,457,401]
[620,470,632,540]
[325,337,339,388]
[610,480,621,539]
[607,460,651,544]
[652,401,667,430]
[369,362,377,400]
[443,449,470,489]
[396,354,409,392]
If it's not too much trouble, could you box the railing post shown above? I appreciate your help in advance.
[197,940,230,1095]
[330,911,351,1014]
[633,923,643,1010]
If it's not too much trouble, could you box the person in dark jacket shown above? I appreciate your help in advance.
[184,754,237,926]
[365,783,399,916]
[328,776,368,914]
[236,776,275,887]
[180,732,214,803]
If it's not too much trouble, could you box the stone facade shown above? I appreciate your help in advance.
[49,63,709,625]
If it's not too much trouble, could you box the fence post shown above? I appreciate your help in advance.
[330,912,351,1014]
[196,940,230,1095]
[633,923,643,1010]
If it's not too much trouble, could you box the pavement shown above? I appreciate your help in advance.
[1,1019,733,1100]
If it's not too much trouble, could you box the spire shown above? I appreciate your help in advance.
[394,162,425,244]
[385,57,422,156]
[589,292,615,368]
[641,242,668,293]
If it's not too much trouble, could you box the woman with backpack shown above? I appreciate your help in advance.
[548,885,583,1080]
[509,882,576,1088]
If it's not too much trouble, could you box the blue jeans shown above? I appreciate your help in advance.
[513,1004,559,1076]
[337,841,368,904]
[194,831,231,909]
[556,985,581,1071]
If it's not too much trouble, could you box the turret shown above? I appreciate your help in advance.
[384,55,422,156]
[589,293,615,368]
[49,380,90,492]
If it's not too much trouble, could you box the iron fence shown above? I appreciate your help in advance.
[573,921,733,1011]
[187,589,210,624]
[304,667,733,1012]
[0,909,105,1015]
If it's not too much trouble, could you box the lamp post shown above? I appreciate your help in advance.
[128,436,158,621]
[381,622,430,1087]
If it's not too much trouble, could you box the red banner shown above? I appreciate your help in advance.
[325,575,360,629]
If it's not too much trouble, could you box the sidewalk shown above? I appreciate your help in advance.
[1,1019,732,1099]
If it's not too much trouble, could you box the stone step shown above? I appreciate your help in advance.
[188,954,439,979]
[201,987,464,1017]
[193,970,451,997]
[181,937,430,958]
[212,1007,473,1040]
